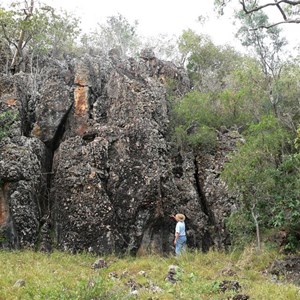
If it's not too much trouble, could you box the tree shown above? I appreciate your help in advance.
[172,31,276,155]
[267,60,300,132]
[86,13,140,57]
[211,0,300,251]
[0,0,35,72]
[222,56,269,122]
[177,29,242,93]
[28,9,81,59]
[0,0,81,73]
[142,33,180,64]
[235,7,288,119]
[214,0,300,29]
[221,115,294,250]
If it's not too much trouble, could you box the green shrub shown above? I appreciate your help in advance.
[173,124,217,153]
[0,111,18,139]
[225,209,256,250]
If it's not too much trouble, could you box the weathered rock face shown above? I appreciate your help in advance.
[0,51,238,254]
[196,129,243,250]
[0,73,49,248]
[269,256,300,286]
[0,136,48,248]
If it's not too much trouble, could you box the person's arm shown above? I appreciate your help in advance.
[174,231,179,245]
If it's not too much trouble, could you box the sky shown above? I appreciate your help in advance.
[47,0,300,51]
[47,0,240,45]
[2,0,300,53]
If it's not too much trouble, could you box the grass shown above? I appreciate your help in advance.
[0,247,299,300]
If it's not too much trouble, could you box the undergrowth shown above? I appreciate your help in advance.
[0,246,299,300]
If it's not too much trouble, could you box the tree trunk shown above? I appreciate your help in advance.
[251,204,261,252]
[10,0,34,73]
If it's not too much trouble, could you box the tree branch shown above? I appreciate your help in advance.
[254,19,300,29]
[275,0,288,20]
[240,0,300,15]
[1,24,14,46]
[22,34,33,49]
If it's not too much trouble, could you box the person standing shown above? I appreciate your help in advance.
[172,213,187,255]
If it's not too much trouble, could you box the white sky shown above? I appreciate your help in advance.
[47,0,242,47]
[2,0,300,52]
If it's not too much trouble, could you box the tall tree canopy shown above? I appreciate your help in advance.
[82,13,140,57]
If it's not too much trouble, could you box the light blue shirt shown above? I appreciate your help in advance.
[175,221,186,236]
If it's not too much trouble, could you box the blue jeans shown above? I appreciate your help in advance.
[175,235,187,255]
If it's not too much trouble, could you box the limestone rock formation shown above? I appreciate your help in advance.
[0,51,238,254]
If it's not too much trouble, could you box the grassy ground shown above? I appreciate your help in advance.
[0,246,299,300]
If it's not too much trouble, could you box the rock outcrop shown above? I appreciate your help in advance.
[0,50,239,254]
[269,256,300,286]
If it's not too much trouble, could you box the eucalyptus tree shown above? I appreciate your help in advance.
[213,1,300,130]
[214,1,300,250]
[235,8,288,117]
[214,0,300,29]
[0,0,36,72]
[0,0,80,73]
[177,29,243,93]
[142,33,181,64]
[86,13,140,57]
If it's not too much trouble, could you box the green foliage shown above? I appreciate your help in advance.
[27,9,81,58]
[225,56,270,118]
[171,77,267,152]
[174,91,216,127]
[216,88,256,126]
[222,115,291,196]
[272,62,300,130]
[173,29,282,156]
[172,91,218,152]
[222,115,299,248]
[271,153,300,231]
[178,29,242,93]
[236,8,287,77]
[177,29,204,66]
[187,125,217,151]
[296,126,300,150]
[174,124,217,153]
[84,13,140,57]
[0,111,18,139]
[0,1,81,72]
[226,209,256,250]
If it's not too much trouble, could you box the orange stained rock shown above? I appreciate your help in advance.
[74,86,88,116]
[4,98,17,106]
[0,184,8,225]
[31,123,42,138]
[75,123,88,136]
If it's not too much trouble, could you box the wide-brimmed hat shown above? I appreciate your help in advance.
[175,213,185,221]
